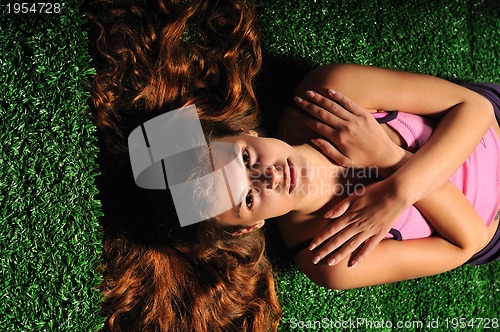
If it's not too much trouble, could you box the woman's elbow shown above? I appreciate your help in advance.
[310,275,351,291]
[469,93,495,126]
[304,266,359,290]
[471,227,490,255]
[458,227,489,258]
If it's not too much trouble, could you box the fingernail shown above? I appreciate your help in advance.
[350,261,359,268]
[324,212,332,219]
[328,258,336,266]
[312,256,320,264]
[328,89,336,95]
[306,90,315,97]
[294,96,303,103]
[310,138,318,145]
[309,243,317,250]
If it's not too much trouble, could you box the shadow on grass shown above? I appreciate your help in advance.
[256,52,315,135]
[255,53,315,272]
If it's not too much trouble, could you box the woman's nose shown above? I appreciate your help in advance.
[250,164,280,190]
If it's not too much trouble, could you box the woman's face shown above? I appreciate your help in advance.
[216,132,310,229]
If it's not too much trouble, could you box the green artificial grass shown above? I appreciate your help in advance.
[1,0,498,331]
[0,1,104,331]
[255,0,500,331]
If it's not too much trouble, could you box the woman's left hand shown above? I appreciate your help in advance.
[293,89,405,172]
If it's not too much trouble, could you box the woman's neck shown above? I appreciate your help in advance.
[292,143,377,215]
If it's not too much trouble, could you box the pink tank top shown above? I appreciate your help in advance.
[374,112,500,240]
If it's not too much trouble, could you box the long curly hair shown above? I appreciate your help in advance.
[88,0,262,157]
[100,220,280,331]
[86,0,281,331]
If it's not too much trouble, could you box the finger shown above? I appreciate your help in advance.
[294,109,338,137]
[313,228,357,264]
[292,104,340,136]
[311,138,351,166]
[303,90,353,121]
[325,233,369,267]
[305,90,353,120]
[327,89,368,117]
[294,95,345,127]
[309,213,357,250]
[324,195,354,219]
[349,234,385,267]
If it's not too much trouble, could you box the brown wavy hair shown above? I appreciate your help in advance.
[100,219,280,331]
[86,0,281,331]
[87,0,263,157]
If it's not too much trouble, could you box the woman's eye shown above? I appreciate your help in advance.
[242,149,250,167]
[245,190,253,209]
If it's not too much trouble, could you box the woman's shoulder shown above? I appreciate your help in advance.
[275,105,317,144]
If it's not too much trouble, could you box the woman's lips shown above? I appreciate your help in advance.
[287,159,297,193]
[284,160,290,192]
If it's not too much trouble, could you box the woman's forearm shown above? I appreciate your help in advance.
[381,141,490,253]
[378,144,489,252]
[412,181,488,254]
[390,99,494,203]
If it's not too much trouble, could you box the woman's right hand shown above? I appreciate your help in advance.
[293,89,407,175]
[308,179,411,267]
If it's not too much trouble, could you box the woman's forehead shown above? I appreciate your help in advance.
[216,133,265,146]
[217,134,249,144]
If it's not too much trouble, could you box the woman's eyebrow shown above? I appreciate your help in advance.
[218,147,247,219]
[232,173,248,219]
[233,201,243,218]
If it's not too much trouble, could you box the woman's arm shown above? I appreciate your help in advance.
[294,182,489,290]
[284,64,495,266]
[294,63,495,202]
